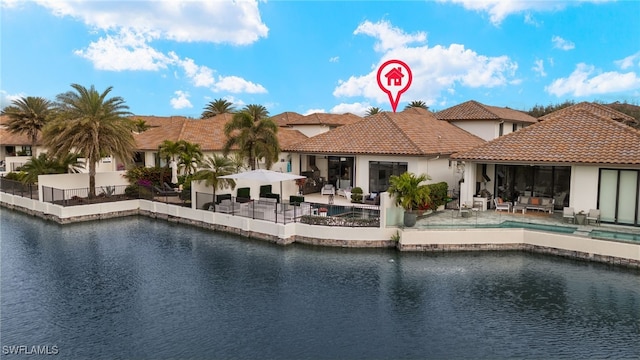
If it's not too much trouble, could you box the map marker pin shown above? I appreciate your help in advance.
[376,60,412,112]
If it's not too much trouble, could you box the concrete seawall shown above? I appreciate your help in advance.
[2,192,639,269]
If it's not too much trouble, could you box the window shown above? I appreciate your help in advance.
[512,123,518,132]
[369,161,407,193]
[499,122,504,136]
[598,169,639,226]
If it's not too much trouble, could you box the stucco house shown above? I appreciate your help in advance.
[451,102,640,227]
[284,107,485,195]
[272,111,363,138]
[435,100,538,141]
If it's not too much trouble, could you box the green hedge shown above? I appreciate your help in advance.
[425,182,448,211]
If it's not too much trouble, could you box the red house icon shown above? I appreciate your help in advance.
[385,67,404,86]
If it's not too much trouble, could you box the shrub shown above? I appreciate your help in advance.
[125,184,153,199]
[124,166,171,187]
[351,187,363,203]
[425,182,448,210]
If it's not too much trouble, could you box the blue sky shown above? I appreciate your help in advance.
[1,1,639,117]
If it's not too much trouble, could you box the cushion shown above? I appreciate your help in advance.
[541,198,551,206]
[530,197,540,205]
[519,196,529,204]
[497,198,503,204]
[370,193,377,200]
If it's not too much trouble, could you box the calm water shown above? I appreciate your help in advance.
[1,209,639,359]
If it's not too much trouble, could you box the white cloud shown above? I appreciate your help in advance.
[439,0,567,25]
[545,63,640,97]
[615,52,640,70]
[0,90,25,109]
[354,20,426,52]
[35,0,268,45]
[303,108,326,115]
[523,13,541,27]
[333,37,518,106]
[329,56,339,63]
[74,29,170,71]
[330,102,371,116]
[170,90,193,109]
[532,59,547,77]
[552,36,575,51]
[213,76,267,94]
[173,55,215,88]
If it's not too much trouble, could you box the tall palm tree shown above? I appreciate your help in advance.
[404,100,429,110]
[2,96,55,151]
[201,98,236,119]
[43,84,136,197]
[223,104,280,170]
[193,154,236,211]
[365,107,382,116]
[177,140,203,176]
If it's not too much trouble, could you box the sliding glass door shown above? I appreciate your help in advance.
[598,169,640,226]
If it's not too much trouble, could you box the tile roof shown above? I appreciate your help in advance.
[452,107,640,165]
[436,100,538,124]
[0,127,35,145]
[538,101,636,123]
[272,111,363,127]
[284,107,485,156]
[133,114,307,151]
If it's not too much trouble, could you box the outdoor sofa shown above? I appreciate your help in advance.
[513,195,555,214]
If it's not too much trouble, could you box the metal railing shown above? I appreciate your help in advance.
[39,184,190,207]
[0,177,38,199]
[195,192,380,227]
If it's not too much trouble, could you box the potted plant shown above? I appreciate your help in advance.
[575,210,587,225]
[388,172,431,227]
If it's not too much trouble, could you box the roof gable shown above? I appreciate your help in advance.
[285,108,485,156]
[436,100,537,124]
[539,101,636,123]
[452,108,640,165]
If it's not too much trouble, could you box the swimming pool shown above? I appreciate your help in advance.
[590,230,640,243]
[422,221,578,234]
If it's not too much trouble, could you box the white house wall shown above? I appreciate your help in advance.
[570,165,599,213]
[287,125,330,138]
[451,120,497,141]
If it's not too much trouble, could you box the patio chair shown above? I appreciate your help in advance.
[493,198,511,212]
[586,209,600,226]
[321,184,335,196]
[153,185,178,196]
[562,207,575,223]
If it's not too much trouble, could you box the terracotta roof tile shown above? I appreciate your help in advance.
[452,107,640,165]
[272,111,363,127]
[539,101,636,123]
[0,127,35,145]
[436,100,538,123]
[134,114,306,152]
[285,108,485,155]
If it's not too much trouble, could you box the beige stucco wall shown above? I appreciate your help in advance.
[570,165,599,213]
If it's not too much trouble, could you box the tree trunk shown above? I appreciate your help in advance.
[89,160,96,198]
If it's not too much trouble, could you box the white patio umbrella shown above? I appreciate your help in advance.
[219,169,305,201]
[170,160,178,184]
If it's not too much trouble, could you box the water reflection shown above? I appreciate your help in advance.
[2,210,639,359]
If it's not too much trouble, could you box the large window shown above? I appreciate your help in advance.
[369,161,407,193]
[599,169,640,226]
[495,165,570,209]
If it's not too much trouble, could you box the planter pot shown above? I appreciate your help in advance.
[437,204,445,211]
[575,214,586,225]
[403,211,417,227]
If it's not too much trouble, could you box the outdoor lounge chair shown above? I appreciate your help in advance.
[321,184,335,196]
[364,193,380,205]
[563,207,575,223]
[153,185,178,196]
[586,209,600,226]
[493,198,511,212]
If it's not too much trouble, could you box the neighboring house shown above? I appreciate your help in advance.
[436,100,538,141]
[272,111,363,138]
[452,102,640,227]
[284,107,485,195]
[133,114,308,173]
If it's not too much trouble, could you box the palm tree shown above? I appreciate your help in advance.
[159,140,182,166]
[193,154,236,211]
[43,84,136,197]
[387,172,431,212]
[223,104,280,170]
[365,107,382,116]
[18,153,83,184]
[2,96,55,151]
[177,140,203,176]
[404,100,429,110]
[131,118,150,133]
[201,98,236,118]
